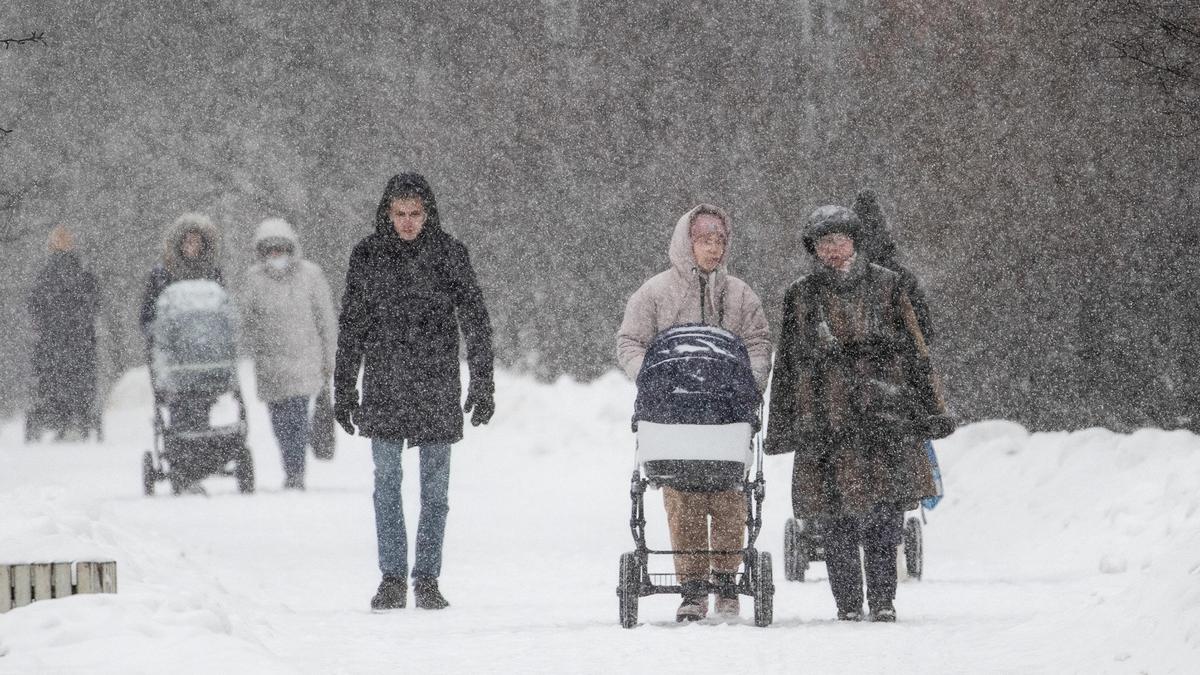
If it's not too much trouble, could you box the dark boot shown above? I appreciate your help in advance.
[869,601,897,622]
[837,608,864,621]
[676,579,708,622]
[712,572,740,618]
[370,575,406,610]
[413,577,449,610]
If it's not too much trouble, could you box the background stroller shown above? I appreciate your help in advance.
[616,325,774,628]
[142,280,254,495]
[782,439,943,582]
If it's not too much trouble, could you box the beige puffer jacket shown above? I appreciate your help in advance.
[241,218,337,402]
[616,204,772,390]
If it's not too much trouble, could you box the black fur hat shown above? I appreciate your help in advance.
[802,205,861,256]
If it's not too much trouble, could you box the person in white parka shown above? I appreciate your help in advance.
[241,218,337,490]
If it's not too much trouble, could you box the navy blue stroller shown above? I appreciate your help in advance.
[616,325,774,627]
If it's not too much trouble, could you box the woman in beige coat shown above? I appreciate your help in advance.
[241,218,337,490]
[617,204,771,622]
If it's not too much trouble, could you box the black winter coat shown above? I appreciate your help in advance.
[28,252,99,406]
[334,174,494,445]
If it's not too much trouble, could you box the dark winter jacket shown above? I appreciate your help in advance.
[851,190,934,342]
[765,252,950,517]
[139,213,225,336]
[334,173,494,445]
[27,251,99,404]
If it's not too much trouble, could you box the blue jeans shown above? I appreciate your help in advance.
[371,439,451,580]
[267,396,310,482]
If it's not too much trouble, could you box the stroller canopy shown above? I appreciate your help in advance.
[634,324,760,430]
[152,280,238,396]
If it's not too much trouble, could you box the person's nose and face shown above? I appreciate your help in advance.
[180,231,204,259]
[389,197,427,241]
[815,232,855,271]
[691,214,727,274]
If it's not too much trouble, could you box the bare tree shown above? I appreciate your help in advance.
[1084,1,1200,135]
[1,31,48,136]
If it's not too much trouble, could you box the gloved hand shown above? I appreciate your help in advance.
[463,385,495,427]
[923,413,957,440]
[334,395,358,436]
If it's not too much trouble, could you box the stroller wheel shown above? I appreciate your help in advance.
[752,551,774,627]
[617,552,640,628]
[783,518,808,582]
[235,446,255,494]
[903,516,923,580]
[142,451,156,496]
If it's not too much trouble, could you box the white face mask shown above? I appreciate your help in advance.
[266,255,292,272]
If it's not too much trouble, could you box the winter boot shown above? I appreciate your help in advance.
[676,580,708,622]
[712,572,740,618]
[370,575,406,610]
[837,607,864,621]
[413,577,449,610]
[869,601,896,623]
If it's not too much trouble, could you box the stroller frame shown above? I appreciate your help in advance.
[142,383,255,496]
[616,429,774,628]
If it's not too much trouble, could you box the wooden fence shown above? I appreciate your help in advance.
[0,561,117,612]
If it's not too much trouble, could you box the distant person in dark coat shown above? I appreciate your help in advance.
[334,172,495,611]
[27,225,99,440]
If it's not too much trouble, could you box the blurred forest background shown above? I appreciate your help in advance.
[1,0,1197,431]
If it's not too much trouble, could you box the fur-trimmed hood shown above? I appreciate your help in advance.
[163,212,221,276]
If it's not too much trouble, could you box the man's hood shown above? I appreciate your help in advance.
[373,172,443,237]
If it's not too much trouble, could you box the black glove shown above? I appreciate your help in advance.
[463,386,494,427]
[334,395,358,436]
[923,413,957,440]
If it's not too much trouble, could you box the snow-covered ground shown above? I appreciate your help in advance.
[1,365,1197,674]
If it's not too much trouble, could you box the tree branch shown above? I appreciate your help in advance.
[1,32,47,49]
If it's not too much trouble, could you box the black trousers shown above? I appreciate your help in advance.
[822,505,903,613]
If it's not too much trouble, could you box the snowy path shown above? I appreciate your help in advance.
[1,368,1197,674]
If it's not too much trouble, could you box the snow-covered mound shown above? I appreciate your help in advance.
[0,365,1196,674]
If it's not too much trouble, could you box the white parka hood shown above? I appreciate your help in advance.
[253,218,303,260]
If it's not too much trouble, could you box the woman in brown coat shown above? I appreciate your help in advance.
[765,205,953,623]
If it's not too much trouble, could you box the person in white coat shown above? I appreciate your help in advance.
[241,218,337,489]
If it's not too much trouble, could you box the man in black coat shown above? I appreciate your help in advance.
[334,172,495,611]
[27,226,99,441]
